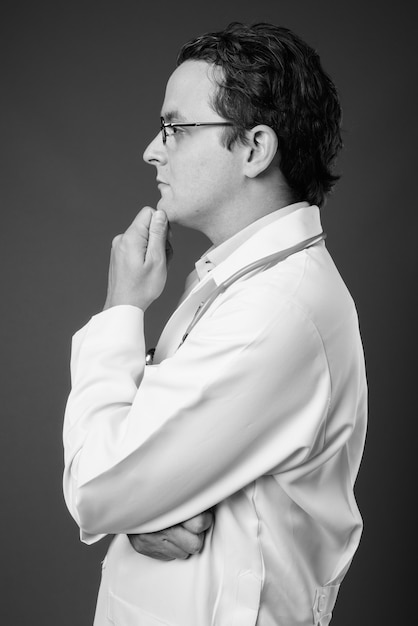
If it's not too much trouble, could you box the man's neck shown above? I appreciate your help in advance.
[207,199,292,246]
[203,176,294,246]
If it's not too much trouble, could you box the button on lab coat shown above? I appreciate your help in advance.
[63,205,367,626]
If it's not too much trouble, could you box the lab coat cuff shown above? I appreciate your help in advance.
[74,305,145,348]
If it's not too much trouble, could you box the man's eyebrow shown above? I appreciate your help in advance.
[162,110,187,123]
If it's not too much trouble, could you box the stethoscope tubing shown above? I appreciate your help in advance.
[178,232,326,348]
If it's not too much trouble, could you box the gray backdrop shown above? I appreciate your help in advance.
[2,0,416,623]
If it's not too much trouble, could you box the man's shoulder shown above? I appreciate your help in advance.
[210,243,357,341]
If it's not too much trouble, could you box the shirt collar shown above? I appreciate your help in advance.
[195,202,309,281]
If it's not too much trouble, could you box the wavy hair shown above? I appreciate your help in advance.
[177,22,343,207]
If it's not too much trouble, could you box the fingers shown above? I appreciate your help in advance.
[161,537,191,560]
[163,524,205,556]
[165,225,174,264]
[128,533,189,561]
[121,208,168,265]
[109,208,151,267]
[145,210,168,264]
[104,207,169,311]
[182,510,214,535]
[127,511,214,561]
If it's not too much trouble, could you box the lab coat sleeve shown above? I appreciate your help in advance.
[63,283,334,543]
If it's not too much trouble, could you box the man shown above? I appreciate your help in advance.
[63,22,367,626]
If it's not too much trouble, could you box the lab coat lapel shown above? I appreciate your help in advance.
[153,276,218,362]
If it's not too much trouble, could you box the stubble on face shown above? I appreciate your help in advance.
[151,61,244,239]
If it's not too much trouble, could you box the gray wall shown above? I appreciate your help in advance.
[2,0,416,623]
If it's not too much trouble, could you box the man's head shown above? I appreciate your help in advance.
[144,22,342,241]
[177,22,342,208]
[144,59,254,240]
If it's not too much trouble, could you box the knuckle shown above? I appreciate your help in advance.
[134,206,153,226]
[183,517,201,534]
[194,516,208,533]
[111,234,122,248]
[193,521,204,534]
[128,534,142,552]
[189,534,204,553]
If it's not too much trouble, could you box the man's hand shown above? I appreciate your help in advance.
[128,510,214,561]
[104,207,170,312]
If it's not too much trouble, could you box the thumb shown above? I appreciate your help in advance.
[145,210,168,261]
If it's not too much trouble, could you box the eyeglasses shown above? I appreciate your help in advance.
[160,116,233,144]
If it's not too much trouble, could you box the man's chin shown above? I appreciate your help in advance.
[156,198,175,222]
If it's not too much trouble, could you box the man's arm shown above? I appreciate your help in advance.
[63,292,331,542]
[65,207,214,556]
[63,207,333,541]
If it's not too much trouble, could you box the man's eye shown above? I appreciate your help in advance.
[167,125,182,137]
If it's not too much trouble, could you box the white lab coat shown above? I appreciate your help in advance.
[63,205,367,626]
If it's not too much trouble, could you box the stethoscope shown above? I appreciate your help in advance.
[146,232,325,364]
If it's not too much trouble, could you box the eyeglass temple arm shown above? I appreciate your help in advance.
[162,121,233,128]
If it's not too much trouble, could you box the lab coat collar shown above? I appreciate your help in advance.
[196,201,308,280]
[196,204,322,291]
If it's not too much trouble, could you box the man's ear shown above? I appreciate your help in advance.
[242,125,278,178]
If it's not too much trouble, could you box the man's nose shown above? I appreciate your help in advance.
[143,132,166,165]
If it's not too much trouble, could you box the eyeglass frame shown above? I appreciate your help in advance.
[160,116,233,144]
